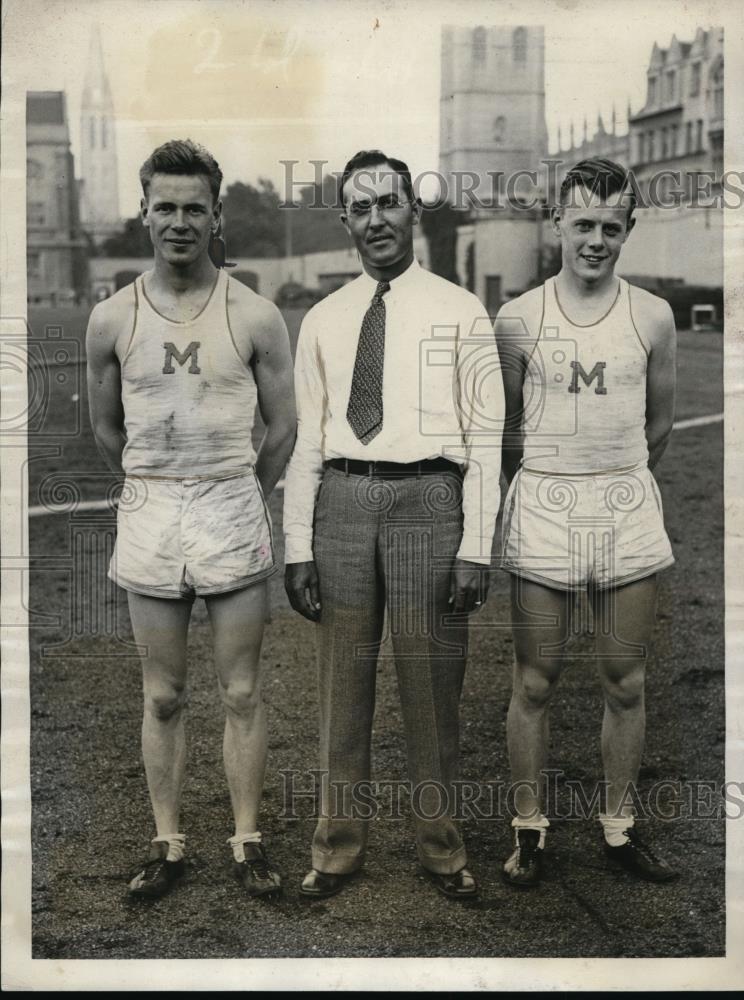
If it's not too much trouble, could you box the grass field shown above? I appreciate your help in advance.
[25,305,725,960]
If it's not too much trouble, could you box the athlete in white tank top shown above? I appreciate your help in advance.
[522,276,648,474]
[120,268,259,477]
[495,158,678,889]
[85,143,297,900]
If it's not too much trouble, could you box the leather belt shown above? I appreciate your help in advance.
[324,457,462,478]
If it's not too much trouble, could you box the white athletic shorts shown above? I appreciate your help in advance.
[500,462,674,591]
[108,470,276,600]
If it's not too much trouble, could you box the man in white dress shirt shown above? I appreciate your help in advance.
[283,150,504,899]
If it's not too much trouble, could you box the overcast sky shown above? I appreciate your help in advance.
[9,0,722,215]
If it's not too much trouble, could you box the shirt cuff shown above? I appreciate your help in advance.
[284,537,315,564]
[456,533,494,566]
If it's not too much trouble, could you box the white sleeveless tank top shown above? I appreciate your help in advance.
[521,277,649,474]
[120,269,258,477]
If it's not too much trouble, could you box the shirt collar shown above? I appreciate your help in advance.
[358,257,421,295]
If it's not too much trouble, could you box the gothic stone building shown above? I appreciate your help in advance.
[26,92,88,305]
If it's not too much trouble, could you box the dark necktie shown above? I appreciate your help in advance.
[346,280,390,444]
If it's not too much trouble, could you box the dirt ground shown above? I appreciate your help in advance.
[26,309,725,961]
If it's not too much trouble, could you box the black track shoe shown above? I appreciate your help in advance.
[604,828,678,882]
[128,851,185,900]
[233,842,282,898]
[502,829,543,888]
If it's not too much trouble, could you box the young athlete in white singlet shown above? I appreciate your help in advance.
[496,158,678,886]
[86,140,296,899]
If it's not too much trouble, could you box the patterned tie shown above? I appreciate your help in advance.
[346,280,390,444]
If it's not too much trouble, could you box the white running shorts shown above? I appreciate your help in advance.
[109,470,276,600]
[501,463,674,591]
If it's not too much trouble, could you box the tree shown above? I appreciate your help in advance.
[221,179,284,257]
[101,216,152,257]
[288,173,349,256]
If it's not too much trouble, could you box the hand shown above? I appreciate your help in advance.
[449,558,490,615]
[285,561,321,622]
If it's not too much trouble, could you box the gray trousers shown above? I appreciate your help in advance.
[311,466,469,875]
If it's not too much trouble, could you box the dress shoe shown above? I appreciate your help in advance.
[604,828,678,882]
[299,868,356,899]
[425,865,479,899]
[502,828,543,888]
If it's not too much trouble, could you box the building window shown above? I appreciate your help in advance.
[670,123,678,157]
[493,116,506,143]
[638,133,646,162]
[661,127,668,159]
[665,69,676,103]
[648,130,655,161]
[444,113,453,149]
[89,117,95,148]
[690,62,701,96]
[697,119,704,151]
[713,66,724,119]
[472,26,486,63]
[28,252,41,280]
[102,118,107,150]
[28,201,46,226]
[686,121,693,152]
[648,75,657,104]
[512,27,527,63]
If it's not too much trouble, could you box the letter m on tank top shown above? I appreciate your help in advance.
[162,341,201,375]
[568,360,607,395]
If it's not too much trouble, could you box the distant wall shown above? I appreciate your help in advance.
[616,206,722,288]
[471,215,542,310]
[88,237,430,302]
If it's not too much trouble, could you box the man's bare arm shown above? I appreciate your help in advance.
[495,294,539,485]
[246,298,297,497]
[85,303,126,474]
[638,292,677,470]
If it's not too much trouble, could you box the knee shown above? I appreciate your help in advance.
[220,678,262,719]
[603,669,645,712]
[144,682,186,722]
[513,664,559,710]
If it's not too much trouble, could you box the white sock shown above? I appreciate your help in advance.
[599,813,634,847]
[512,812,550,849]
[152,832,186,863]
[227,830,262,863]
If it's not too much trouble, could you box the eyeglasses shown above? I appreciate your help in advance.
[346,194,411,219]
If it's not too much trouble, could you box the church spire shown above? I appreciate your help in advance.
[81,23,112,109]
[79,24,120,241]
[583,116,588,144]
[611,102,617,135]
[570,120,575,148]
[557,123,562,151]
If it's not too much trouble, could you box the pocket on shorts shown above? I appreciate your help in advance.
[500,468,522,557]
[250,469,274,546]
[647,472,665,516]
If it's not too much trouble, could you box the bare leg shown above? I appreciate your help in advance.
[507,576,572,820]
[205,583,268,834]
[127,592,192,836]
[591,575,657,817]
